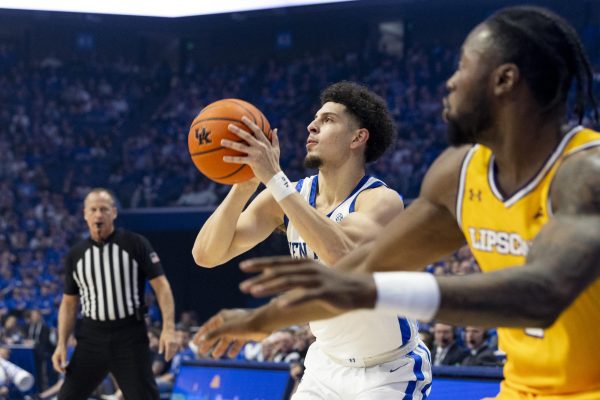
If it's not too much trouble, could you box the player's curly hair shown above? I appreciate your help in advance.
[485,6,598,123]
[320,81,396,163]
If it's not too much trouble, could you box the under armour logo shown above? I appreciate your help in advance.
[348,358,356,363]
[335,213,344,222]
[533,207,544,220]
[195,127,212,145]
[469,188,482,202]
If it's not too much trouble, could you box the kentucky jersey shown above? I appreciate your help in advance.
[286,175,419,360]
[457,126,600,398]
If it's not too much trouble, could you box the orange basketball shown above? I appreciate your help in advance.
[188,99,271,184]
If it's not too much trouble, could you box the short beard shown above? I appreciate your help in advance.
[446,98,492,146]
[303,155,322,169]
[446,118,477,146]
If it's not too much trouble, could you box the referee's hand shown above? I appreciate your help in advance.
[52,345,68,373]
[159,329,180,362]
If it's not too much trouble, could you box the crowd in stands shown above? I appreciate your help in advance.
[0,27,598,396]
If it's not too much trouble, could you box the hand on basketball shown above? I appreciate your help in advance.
[51,345,69,373]
[239,257,378,313]
[222,116,281,183]
[193,308,271,359]
[159,328,180,362]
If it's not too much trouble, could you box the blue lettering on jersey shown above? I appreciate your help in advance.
[288,242,319,260]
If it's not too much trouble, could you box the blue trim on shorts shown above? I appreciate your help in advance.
[421,382,432,399]
[402,350,424,400]
[418,343,431,364]
[399,317,412,345]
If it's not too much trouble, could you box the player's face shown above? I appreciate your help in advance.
[84,191,117,241]
[304,102,359,169]
[444,25,495,146]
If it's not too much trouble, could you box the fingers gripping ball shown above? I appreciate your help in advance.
[188,99,271,184]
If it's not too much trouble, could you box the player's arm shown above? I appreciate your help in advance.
[278,185,404,266]
[192,183,283,268]
[239,150,600,328]
[434,149,600,326]
[338,145,468,272]
[194,147,471,348]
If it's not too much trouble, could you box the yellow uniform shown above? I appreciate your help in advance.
[457,126,600,399]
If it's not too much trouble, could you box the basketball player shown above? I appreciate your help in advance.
[197,6,600,400]
[191,82,432,399]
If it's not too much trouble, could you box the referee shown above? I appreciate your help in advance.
[51,188,179,400]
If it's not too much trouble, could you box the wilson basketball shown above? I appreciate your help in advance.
[188,99,271,184]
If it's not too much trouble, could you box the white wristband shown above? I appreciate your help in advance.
[373,272,440,322]
[266,171,295,202]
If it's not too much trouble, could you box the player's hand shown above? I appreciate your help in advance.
[193,308,271,359]
[239,256,378,313]
[51,345,68,373]
[222,116,281,183]
[159,329,180,362]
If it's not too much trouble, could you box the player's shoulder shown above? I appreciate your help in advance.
[421,145,472,205]
[552,146,600,215]
[354,183,404,214]
[429,144,473,172]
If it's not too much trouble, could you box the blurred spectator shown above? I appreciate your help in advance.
[431,323,467,366]
[0,315,24,345]
[176,311,199,331]
[24,310,51,390]
[461,326,499,367]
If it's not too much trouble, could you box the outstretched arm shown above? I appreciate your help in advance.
[192,147,470,350]
[340,146,468,272]
[240,150,600,327]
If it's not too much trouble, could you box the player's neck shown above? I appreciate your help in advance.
[487,113,563,197]
[316,159,365,207]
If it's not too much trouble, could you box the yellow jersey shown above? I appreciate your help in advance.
[457,126,600,399]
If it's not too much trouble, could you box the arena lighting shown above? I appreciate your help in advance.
[0,0,355,17]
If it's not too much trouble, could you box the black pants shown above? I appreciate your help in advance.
[58,317,159,400]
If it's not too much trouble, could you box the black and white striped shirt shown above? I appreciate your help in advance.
[64,228,164,322]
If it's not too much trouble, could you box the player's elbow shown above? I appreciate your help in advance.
[192,248,221,268]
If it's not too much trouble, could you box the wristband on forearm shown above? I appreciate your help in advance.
[373,272,441,321]
[266,171,295,202]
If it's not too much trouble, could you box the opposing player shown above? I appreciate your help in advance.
[198,6,600,400]
[192,82,432,399]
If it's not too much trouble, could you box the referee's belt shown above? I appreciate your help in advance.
[321,340,418,368]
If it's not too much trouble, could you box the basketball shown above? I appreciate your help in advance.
[188,99,271,184]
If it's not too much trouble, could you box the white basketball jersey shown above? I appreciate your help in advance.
[286,175,419,360]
